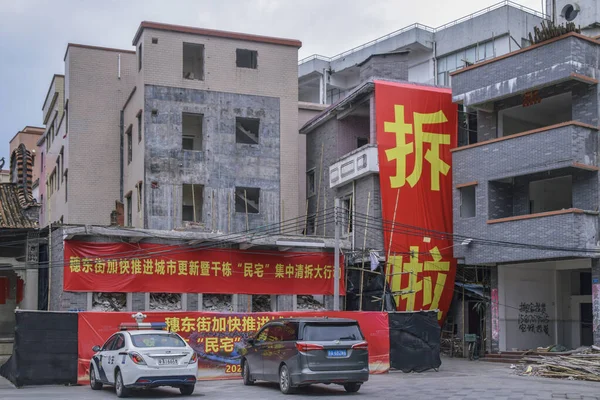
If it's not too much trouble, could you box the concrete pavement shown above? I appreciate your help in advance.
[1,357,599,399]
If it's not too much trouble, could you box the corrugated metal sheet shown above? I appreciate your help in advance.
[0,184,37,229]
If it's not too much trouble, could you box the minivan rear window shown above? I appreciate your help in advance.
[303,324,363,341]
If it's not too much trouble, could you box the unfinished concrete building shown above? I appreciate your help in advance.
[122,22,301,233]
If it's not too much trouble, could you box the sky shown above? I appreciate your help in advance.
[0,0,545,162]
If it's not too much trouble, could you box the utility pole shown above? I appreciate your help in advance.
[334,198,340,311]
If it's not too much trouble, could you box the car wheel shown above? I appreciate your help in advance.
[242,360,254,386]
[279,364,294,394]
[115,370,129,398]
[89,365,102,390]
[180,385,195,395]
[344,382,361,393]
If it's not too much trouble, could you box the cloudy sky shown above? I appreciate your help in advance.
[0,0,544,162]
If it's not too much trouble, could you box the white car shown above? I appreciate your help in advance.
[89,322,198,397]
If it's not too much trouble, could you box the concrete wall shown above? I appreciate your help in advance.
[123,86,145,228]
[50,227,87,311]
[138,28,300,227]
[306,115,370,234]
[63,46,137,226]
[144,85,280,232]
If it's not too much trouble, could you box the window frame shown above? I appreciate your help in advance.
[236,48,258,69]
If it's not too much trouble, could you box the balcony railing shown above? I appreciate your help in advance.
[329,145,379,189]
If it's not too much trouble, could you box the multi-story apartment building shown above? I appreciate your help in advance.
[38,23,302,233]
[122,22,301,232]
[450,0,600,352]
[298,1,546,105]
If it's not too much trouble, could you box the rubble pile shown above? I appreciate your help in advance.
[92,293,126,312]
[149,293,182,310]
[252,295,271,312]
[517,346,600,381]
[203,294,233,312]
[297,295,325,311]
[440,337,464,358]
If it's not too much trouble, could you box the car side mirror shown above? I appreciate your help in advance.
[92,345,101,352]
[247,338,255,346]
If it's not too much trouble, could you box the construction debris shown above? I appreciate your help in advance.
[252,295,271,312]
[92,292,127,312]
[203,294,233,312]
[149,293,182,311]
[517,346,600,382]
[297,295,326,311]
[528,20,580,45]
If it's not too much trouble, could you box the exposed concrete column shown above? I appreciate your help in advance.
[592,259,600,346]
[233,294,251,312]
[275,295,294,311]
[369,96,377,144]
[489,266,500,354]
[23,231,39,310]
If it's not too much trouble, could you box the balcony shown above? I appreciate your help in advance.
[451,34,599,107]
[452,122,599,184]
[454,208,599,265]
[329,145,379,189]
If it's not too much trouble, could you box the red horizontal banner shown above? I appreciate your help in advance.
[63,241,344,295]
[77,311,390,383]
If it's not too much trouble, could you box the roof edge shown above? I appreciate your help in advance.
[42,74,65,111]
[133,21,302,48]
[64,43,136,62]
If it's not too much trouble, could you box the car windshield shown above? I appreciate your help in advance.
[131,333,186,348]
[303,323,363,341]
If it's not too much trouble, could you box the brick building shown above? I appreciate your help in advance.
[450,0,600,352]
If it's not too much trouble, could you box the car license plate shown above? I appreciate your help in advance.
[158,358,178,366]
[327,349,347,357]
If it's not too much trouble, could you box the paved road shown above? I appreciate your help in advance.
[2,358,600,399]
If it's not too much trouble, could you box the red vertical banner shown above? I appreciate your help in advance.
[374,81,458,324]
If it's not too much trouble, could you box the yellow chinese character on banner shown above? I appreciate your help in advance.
[324,265,333,279]
[154,260,165,275]
[211,261,221,276]
[305,264,314,279]
[227,316,242,332]
[295,264,304,279]
[166,260,177,275]
[200,261,210,276]
[242,316,256,332]
[189,261,199,276]
[165,317,180,332]
[254,263,264,278]
[94,259,106,274]
[197,317,212,332]
[314,265,323,279]
[220,337,234,352]
[131,259,142,275]
[285,264,294,278]
[82,258,93,273]
[384,105,451,191]
[244,262,253,277]
[69,256,81,273]
[222,262,232,277]
[212,317,226,332]
[205,337,219,353]
[118,259,130,274]
[389,245,450,321]
[132,259,144,275]
[256,316,271,329]
[142,259,153,274]
[107,260,118,274]
[178,261,188,276]
[275,264,285,278]
[180,317,195,333]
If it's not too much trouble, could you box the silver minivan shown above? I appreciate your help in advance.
[241,317,369,394]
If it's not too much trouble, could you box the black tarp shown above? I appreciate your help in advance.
[389,311,441,373]
[0,310,78,387]
[346,263,397,311]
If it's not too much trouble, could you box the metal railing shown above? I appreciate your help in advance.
[298,0,550,66]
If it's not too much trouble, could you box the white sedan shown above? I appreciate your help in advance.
[89,323,198,397]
